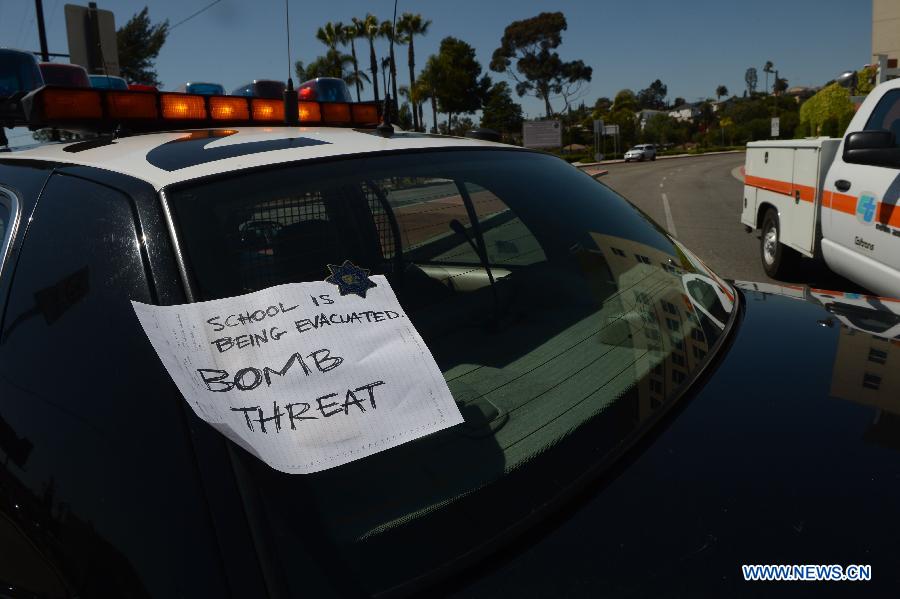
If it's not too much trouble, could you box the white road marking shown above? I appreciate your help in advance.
[659,182,664,187]
[662,192,677,236]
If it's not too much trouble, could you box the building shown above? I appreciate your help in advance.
[668,104,698,122]
[873,0,900,67]
[635,109,667,130]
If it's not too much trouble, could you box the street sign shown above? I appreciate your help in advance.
[603,125,619,136]
[523,120,562,149]
[771,117,780,137]
[65,3,120,76]
[593,119,604,134]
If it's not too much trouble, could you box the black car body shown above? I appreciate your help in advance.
[0,128,898,598]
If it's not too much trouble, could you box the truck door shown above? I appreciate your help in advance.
[823,88,900,298]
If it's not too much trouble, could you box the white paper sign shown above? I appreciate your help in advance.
[132,276,463,474]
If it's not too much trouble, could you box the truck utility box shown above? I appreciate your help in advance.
[741,138,840,258]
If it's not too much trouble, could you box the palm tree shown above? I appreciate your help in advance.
[316,21,344,52]
[356,14,380,102]
[418,56,440,133]
[344,21,363,101]
[715,85,728,102]
[379,19,399,104]
[380,56,391,100]
[397,12,431,131]
[763,61,774,95]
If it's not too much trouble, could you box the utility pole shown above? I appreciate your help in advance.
[35,0,50,62]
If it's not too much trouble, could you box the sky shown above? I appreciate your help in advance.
[0,0,872,125]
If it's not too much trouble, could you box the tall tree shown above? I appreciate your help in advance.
[295,49,355,82]
[413,68,438,132]
[744,67,758,95]
[490,12,592,117]
[379,20,399,104]
[763,61,774,95]
[397,12,431,131]
[356,14,381,102]
[316,21,344,52]
[773,75,788,96]
[380,56,391,98]
[421,37,488,130]
[637,79,668,109]
[480,81,524,138]
[715,85,728,102]
[116,7,169,86]
[343,22,364,100]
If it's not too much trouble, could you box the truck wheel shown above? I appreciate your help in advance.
[760,208,797,278]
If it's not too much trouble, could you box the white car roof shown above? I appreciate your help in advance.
[1,126,515,191]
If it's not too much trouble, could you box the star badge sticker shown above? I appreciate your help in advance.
[324,260,378,298]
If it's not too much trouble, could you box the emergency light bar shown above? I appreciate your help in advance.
[3,86,381,132]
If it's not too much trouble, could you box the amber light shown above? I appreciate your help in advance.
[160,94,206,119]
[210,97,249,120]
[351,104,379,125]
[298,101,321,122]
[251,98,284,121]
[106,92,157,119]
[321,102,351,123]
[40,88,102,119]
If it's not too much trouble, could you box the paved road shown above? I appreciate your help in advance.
[595,154,868,292]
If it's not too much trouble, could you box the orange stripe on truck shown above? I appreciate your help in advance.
[744,174,815,203]
[747,174,900,227]
[830,192,856,215]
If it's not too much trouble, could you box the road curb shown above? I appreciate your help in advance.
[575,149,745,168]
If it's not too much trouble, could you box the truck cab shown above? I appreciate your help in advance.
[742,78,900,298]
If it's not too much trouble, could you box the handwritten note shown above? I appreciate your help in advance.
[132,276,462,474]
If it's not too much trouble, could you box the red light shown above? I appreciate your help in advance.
[210,97,250,120]
[161,94,206,119]
[321,102,351,123]
[40,88,102,119]
[251,98,284,121]
[298,101,321,122]
[298,86,316,100]
[106,91,157,119]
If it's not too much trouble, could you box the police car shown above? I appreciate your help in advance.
[0,85,899,596]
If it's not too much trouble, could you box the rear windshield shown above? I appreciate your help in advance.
[167,149,736,594]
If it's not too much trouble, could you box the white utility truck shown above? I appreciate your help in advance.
[741,77,900,298]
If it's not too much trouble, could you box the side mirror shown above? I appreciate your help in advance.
[843,130,900,168]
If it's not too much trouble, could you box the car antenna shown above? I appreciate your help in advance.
[376,0,398,137]
[282,0,299,126]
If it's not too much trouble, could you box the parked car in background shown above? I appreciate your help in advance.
[177,82,226,95]
[0,49,43,97]
[297,77,353,102]
[88,74,128,90]
[624,144,657,162]
[231,79,286,99]
[38,62,89,87]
